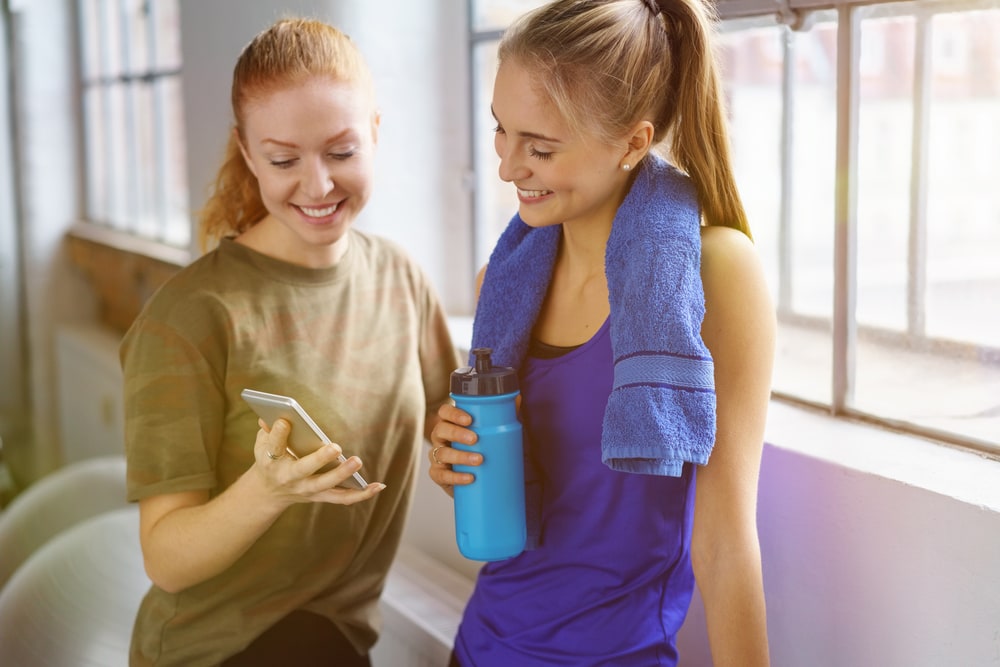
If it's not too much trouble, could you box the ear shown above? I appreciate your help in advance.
[235,127,257,178]
[370,110,381,145]
[620,120,655,170]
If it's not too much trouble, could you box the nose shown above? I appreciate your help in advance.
[495,134,529,184]
[301,157,335,199]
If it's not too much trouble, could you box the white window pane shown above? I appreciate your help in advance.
[124,0,150,74]
[78,0,189,247]
[78,0,103,80]
[925,8,1000,350]
[472,42,517,270]
[152,0,182,71]
[106,84,131,228]
[82,87,108,221]
[101,0,125,79]
[722,18,839,408]
[922,8,1000,444]
[472,0,548,32]
[789,19,838,321]
[856,15,915,333]
[850,6,1000,448]
[719,25,784,303]
[158,75,191,247]
[134,82,157,238]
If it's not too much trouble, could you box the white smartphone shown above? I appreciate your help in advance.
[240,388,368,490]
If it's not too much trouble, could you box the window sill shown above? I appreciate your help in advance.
[65,221,189,334]
[66,221,192,267]
[764,399,1000,513]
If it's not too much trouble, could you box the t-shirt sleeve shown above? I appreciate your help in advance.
[120,314,224,501]
[415,271,463,419]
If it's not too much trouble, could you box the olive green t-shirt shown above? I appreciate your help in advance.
[120,232,460,666]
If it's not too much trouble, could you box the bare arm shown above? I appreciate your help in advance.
[692,226,775,666]
[138,419,384,593]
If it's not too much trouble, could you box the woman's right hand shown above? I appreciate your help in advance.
[427,403,482,497]
[137,419,383,594]
[253,419,385,508]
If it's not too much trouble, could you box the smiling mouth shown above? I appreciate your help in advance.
[517,188,552,199]
[297,203,339,218]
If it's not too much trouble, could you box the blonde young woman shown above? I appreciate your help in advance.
[429,0,774,665]
[120,18,460,666]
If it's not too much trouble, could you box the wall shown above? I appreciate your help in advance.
[751,403,1000,666]
[3,0,98,484]
[0,6,26,471]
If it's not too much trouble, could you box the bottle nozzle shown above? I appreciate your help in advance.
[472,347,493,374]
[451,346,518,396]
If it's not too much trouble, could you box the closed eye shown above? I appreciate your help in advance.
[528,146,552,160]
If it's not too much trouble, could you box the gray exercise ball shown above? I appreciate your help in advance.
[0,454,128,588]
[0,505,150,666]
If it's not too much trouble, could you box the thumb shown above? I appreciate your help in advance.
[270,418,291,443]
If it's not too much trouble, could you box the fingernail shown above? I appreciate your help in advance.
[372,483,387,492]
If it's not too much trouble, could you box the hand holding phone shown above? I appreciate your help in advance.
[241,388,368,490]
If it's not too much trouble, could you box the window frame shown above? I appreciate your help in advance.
[467,0,1000,457]
[75,0,190,254]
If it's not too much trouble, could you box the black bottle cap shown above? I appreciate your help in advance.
[450,348,519,396]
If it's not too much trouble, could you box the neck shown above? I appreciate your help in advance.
[558,214,612,282]
[236,216,350,269]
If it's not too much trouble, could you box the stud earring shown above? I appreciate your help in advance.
[622,164,631,171]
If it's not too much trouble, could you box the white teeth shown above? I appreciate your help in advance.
[299,203,338,217]
[517,188,550,198]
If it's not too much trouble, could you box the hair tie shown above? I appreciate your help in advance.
[641,0,663,16]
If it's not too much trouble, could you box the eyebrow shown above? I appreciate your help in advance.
[260,130,358,148]
[490,105,562,144]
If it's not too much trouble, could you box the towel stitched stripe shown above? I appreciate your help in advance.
[613,353,715,392]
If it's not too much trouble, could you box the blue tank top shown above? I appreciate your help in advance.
[453,318,697,667]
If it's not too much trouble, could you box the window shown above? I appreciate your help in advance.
[77,0,190,248]
[468,0,999,454]
[469,1,551,269]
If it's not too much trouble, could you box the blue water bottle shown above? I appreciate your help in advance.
[450,347,526,561]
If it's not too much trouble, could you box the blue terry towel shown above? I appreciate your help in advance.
[470,153,717,478]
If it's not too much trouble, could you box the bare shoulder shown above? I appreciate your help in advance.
[700,225,759,278]
[698,225,774,350]
[699,225,768,297]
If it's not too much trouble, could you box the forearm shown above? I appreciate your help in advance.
[696,543,770,666]
[141,469,289,593]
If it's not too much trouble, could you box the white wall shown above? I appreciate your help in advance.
[5,0,98,482]
[0,7,26,458]
[750,404,1000,667]
[755,451,1000,666]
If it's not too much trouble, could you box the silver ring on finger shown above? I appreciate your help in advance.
[431,445,445,465]
[267,450,285,461]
